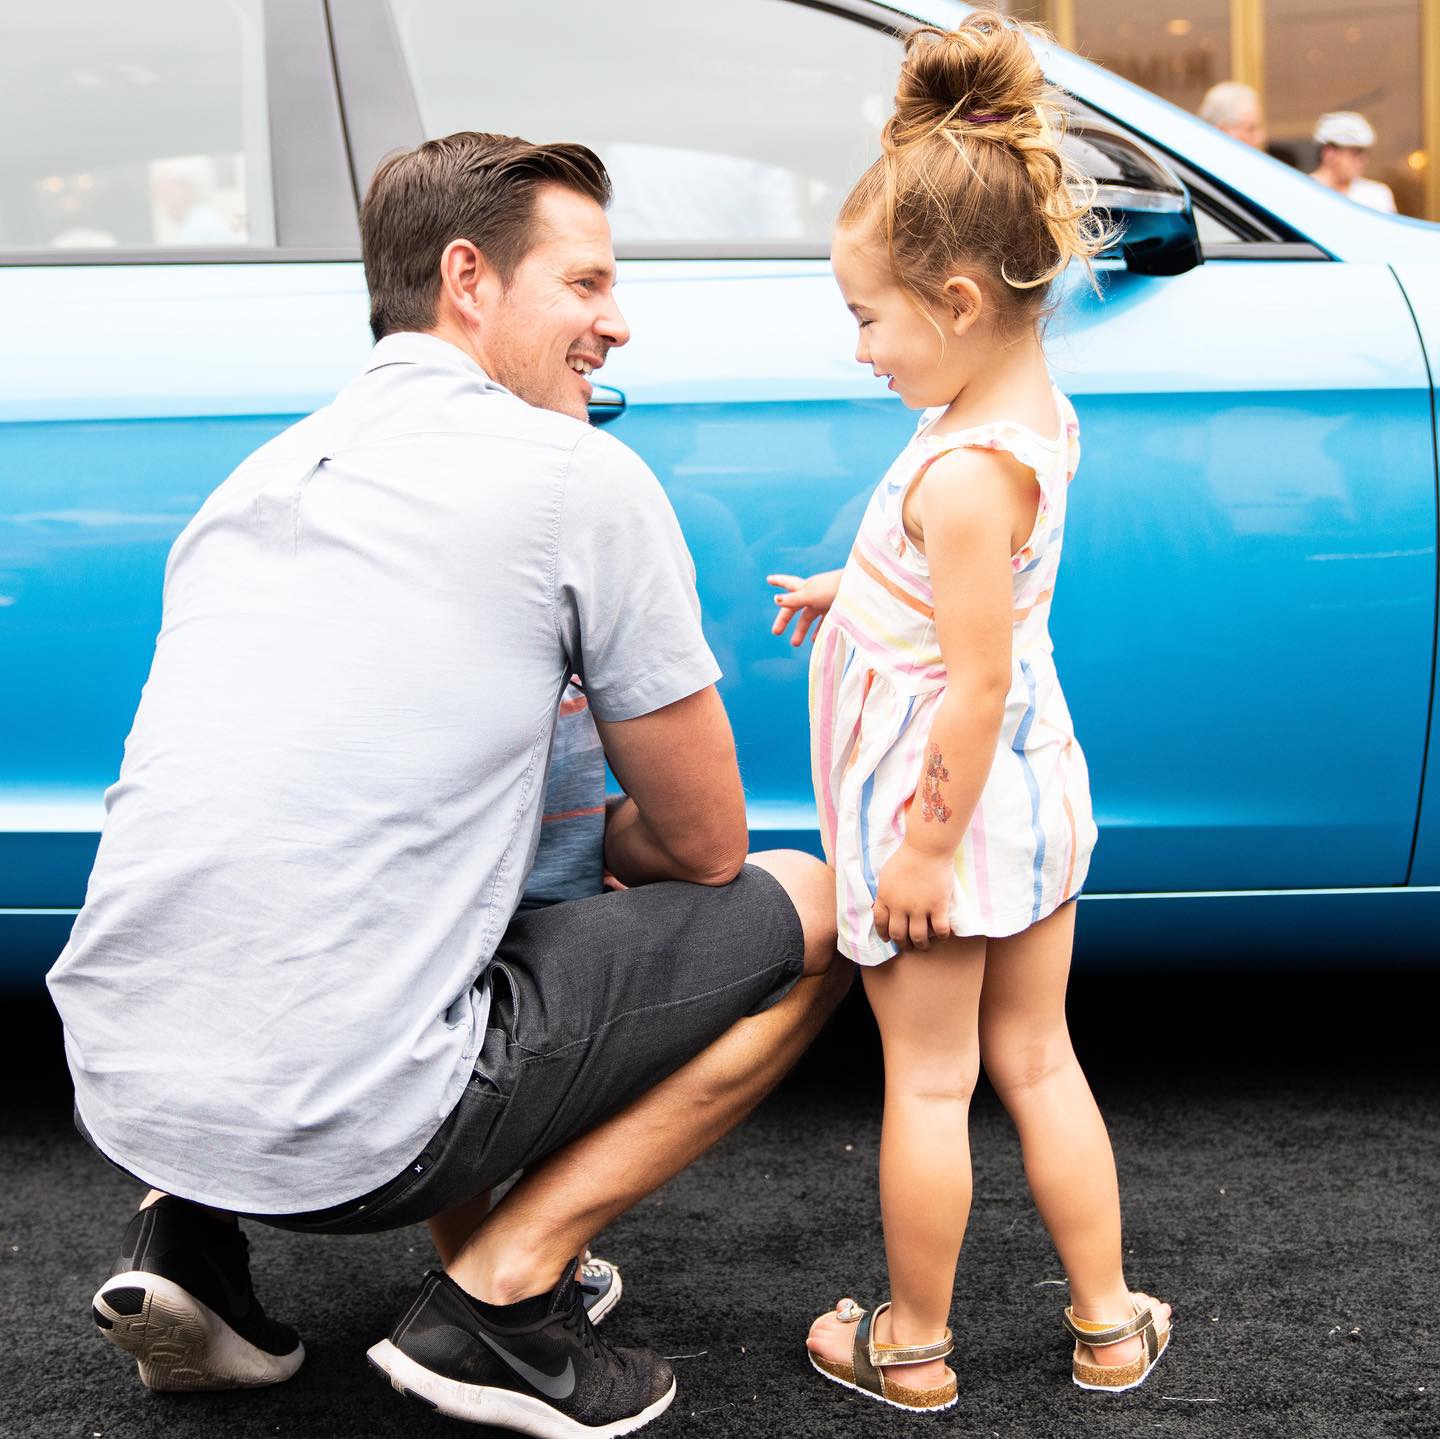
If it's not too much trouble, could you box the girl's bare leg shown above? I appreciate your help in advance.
[807,935,987,1390]
[980,902,1169,1366]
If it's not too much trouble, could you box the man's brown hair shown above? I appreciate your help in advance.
[360,132,612,342]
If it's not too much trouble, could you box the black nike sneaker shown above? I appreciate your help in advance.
[91,1196,304,1391]
[367,1265,674,1436]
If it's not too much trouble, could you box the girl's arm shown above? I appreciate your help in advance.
[768,569,843,646]
[872,448,1034,951]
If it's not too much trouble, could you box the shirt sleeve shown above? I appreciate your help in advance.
[554,429,721,722]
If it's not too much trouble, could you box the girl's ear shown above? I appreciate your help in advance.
[942,275,983,338]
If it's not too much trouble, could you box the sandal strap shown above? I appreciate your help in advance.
[851,1307,883,1395]
[873,1334,955,1366]
[1063,1303,1155,1348]
[850,1301,954,1393]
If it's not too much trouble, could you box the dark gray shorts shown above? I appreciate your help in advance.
[249,864,805,1235]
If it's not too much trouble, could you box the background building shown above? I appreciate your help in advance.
[1002,1,1437,219]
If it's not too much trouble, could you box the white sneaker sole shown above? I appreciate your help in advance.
[583,1267,623,1325]
[92,1271,304,1391]
[367,1337,676,1437]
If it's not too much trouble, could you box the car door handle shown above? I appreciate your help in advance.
[587,385,626,426]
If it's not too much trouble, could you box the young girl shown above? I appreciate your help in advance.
[768,13,1171,1413]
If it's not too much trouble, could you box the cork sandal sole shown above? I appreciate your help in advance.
[1064,1295,1172,1394]
[809,1353,957,1412]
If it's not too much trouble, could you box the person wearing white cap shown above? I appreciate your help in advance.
[1310,111,1397,213]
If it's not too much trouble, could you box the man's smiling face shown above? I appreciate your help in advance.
[484,184,629,420]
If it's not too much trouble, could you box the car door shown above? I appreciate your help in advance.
[0,0,368,978]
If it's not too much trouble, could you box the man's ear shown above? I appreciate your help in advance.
[942,274,983,338]
[437,238,500,332]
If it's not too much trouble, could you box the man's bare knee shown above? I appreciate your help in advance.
[747,848,838,975]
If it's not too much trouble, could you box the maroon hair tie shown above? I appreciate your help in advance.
[964,111,1009,123]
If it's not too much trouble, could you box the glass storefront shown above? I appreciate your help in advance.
[1000,1,1433,220]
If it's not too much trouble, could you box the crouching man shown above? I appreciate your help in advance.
[49,131,844,1437]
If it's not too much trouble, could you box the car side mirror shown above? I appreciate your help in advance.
[1094,183,1204,277]
[1063,111,1203,277]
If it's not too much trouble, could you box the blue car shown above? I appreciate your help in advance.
[4,0,1438,977]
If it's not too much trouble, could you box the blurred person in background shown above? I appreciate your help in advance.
[151,155,237,245]
[1199,81,1266,149]
[1310,111,1397,213]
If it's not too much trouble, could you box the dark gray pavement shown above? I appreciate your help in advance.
[6,968,1436,1439]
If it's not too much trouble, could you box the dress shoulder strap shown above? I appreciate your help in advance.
[909,389,1076,507]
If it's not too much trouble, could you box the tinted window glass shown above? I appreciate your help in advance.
[0,0,273,251]
[389,0,902,249]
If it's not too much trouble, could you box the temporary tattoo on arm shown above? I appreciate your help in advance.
[921,743,952,824]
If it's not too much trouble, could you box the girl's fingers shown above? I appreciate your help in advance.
[793,610,816,646]
[766,574,803,591]
[909,913,930,951]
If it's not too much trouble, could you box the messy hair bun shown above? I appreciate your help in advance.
[840,11,1108,322]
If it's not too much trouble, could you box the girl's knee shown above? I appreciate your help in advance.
[981,1031,1075,1099]
[886,1048,981,1106]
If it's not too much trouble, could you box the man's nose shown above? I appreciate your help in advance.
[597,301,630,350]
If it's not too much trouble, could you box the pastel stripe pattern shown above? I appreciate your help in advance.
[808,388,1097,961]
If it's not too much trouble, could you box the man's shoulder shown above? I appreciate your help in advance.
[564,425,663,501]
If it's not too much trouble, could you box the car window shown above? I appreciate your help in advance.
[0,0,273,252]
[1192,205,1244,244]
[387,0,902,250]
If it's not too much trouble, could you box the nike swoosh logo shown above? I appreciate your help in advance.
[470,1326,576,1400]
[196,1252,252,1322]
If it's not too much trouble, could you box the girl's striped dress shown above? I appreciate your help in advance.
[809,391,1097,963]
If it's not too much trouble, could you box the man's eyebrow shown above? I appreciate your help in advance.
[572,261,617,285]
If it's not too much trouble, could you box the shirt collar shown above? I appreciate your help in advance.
[364,331,508,393]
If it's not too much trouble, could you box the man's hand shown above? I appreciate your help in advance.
[767,570,842,646]
[595,687,747,888]
[872,840,955,952]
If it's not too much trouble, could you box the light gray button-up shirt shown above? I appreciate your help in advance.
[48,333,720,1213]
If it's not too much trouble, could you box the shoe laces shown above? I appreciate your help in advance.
[560,1282,603,1362]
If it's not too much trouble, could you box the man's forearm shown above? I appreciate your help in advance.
[603,796,742,888]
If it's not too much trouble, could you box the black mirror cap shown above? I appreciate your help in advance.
[1092,187,1204,277]
[1109,206,1205,276]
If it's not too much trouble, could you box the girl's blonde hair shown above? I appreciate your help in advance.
[839,11,1109,327]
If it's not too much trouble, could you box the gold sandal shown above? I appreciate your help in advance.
[1063,1294,1171,1392]
[808,1297,957,1412]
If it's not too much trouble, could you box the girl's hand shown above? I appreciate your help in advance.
[768,570,842,646]
[873,842,955,951]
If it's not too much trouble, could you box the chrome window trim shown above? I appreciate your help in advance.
[1090,184,1187,214]
[0,248,362,267]
[1200,241,1330,261]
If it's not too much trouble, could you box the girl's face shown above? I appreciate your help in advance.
[831,225,980,410]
